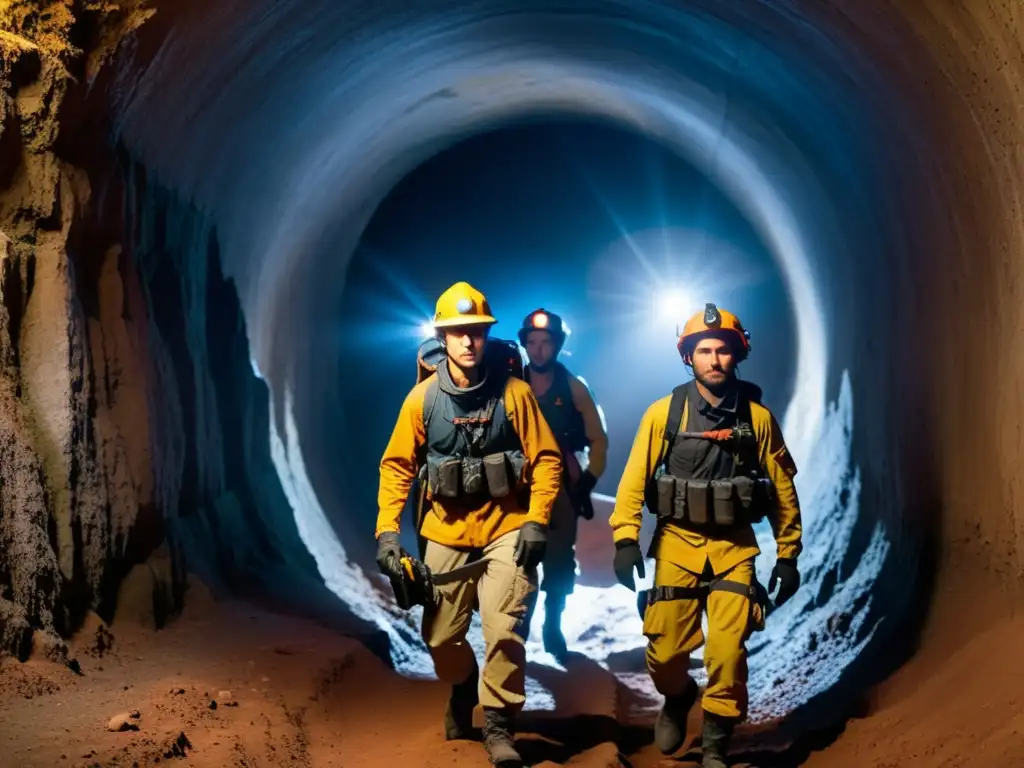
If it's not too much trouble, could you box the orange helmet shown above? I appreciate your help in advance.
[431,282,497,329]
[677,303,751,363]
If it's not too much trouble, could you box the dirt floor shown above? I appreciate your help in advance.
[0,583,629,768]
[2,581,1023,768]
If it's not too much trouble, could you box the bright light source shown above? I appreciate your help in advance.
[656,289,693,326]
[420,321,435,339]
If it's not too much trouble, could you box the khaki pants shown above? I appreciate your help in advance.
[540,488,577,597]
[643,557,755,720]
[422,530,538,713]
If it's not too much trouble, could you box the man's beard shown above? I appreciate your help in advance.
[695,368,736,397]
[529,359,555,374]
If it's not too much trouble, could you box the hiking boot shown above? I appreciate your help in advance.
[443,663,479,741]
[654,679,698,755]
[482,708,523,767]
[701,710,736,768]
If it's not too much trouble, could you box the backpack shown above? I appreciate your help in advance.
[415,336,525,420]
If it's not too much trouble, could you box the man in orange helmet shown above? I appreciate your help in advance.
[518,308,609,659]
[609,303,802,768]
[376,281,562,768]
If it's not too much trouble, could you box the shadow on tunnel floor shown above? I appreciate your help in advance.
[515,714,632,764]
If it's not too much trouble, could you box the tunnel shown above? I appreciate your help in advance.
[0,1,1022,766]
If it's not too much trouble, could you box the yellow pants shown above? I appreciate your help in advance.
[422,530,538,713]
[540,488,577,597]
[643,557,755,720]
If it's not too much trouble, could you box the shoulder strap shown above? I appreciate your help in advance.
[736,386,753,425]
[738,379,763,405]
[419,377,440,455]
[663,382,690,453]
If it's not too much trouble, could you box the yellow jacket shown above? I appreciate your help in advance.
[610,390,802,575]
[376,375,563,548]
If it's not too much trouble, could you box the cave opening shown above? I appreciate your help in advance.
[337,115,796,550]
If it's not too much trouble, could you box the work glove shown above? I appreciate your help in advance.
[573,471,598,520]
[769,557,800,606]
[514,521,548,570]
[613,539,645,592]
[375,532,404,578]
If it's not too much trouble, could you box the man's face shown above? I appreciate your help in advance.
[690,336,737,388]
[524,330,556,369]
[443,325,488,368]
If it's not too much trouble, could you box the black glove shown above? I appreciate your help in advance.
[613,539,645,592]
[573,471,598,520]
[514,521,547,570]
[376,532,404,578]
[769,557,800,606]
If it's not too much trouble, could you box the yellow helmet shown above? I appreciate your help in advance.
[432,281,497,328]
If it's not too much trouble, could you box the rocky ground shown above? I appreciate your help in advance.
[3,577,1024,768]
[0,579,632,768]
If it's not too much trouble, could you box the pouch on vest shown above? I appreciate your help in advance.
[711,479,736,527]
[483,453,513,498]
[509,450,526,486]
[655,473,677,519]
[672,477,688,521]
[428,455,462,499]
[461,456,485,495]
[687,479,710,525]
[732,475,755,514]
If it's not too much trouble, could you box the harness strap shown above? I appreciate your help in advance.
[641,578,755,609]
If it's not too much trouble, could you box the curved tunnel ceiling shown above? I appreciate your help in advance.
[107,0,1024,745]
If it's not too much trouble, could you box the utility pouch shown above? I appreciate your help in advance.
[732,476,755,510]
[686,479,710,525]
[483,453,513,498]
[711,479,737,527]
[672,477,688,522]
[508,450,527,487]
[461,456,485,496]
[656,474,677,520]
[428,455,462,499]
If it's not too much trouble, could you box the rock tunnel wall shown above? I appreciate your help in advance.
[0,5,350,663]
[0,16,157,660]
[0,0,1023,762]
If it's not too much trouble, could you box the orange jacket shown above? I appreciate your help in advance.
[376,375,563,548]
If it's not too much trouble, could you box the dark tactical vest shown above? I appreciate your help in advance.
[525,362,589,453]
[645,381,775,530]
[419,362,527,503]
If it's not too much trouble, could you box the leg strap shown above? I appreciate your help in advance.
[637,578,755,619]
[707,579,756,600]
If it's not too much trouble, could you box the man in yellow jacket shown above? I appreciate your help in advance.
[376,281,562,768]
[518,308,609,658]
[609,303,802,768]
